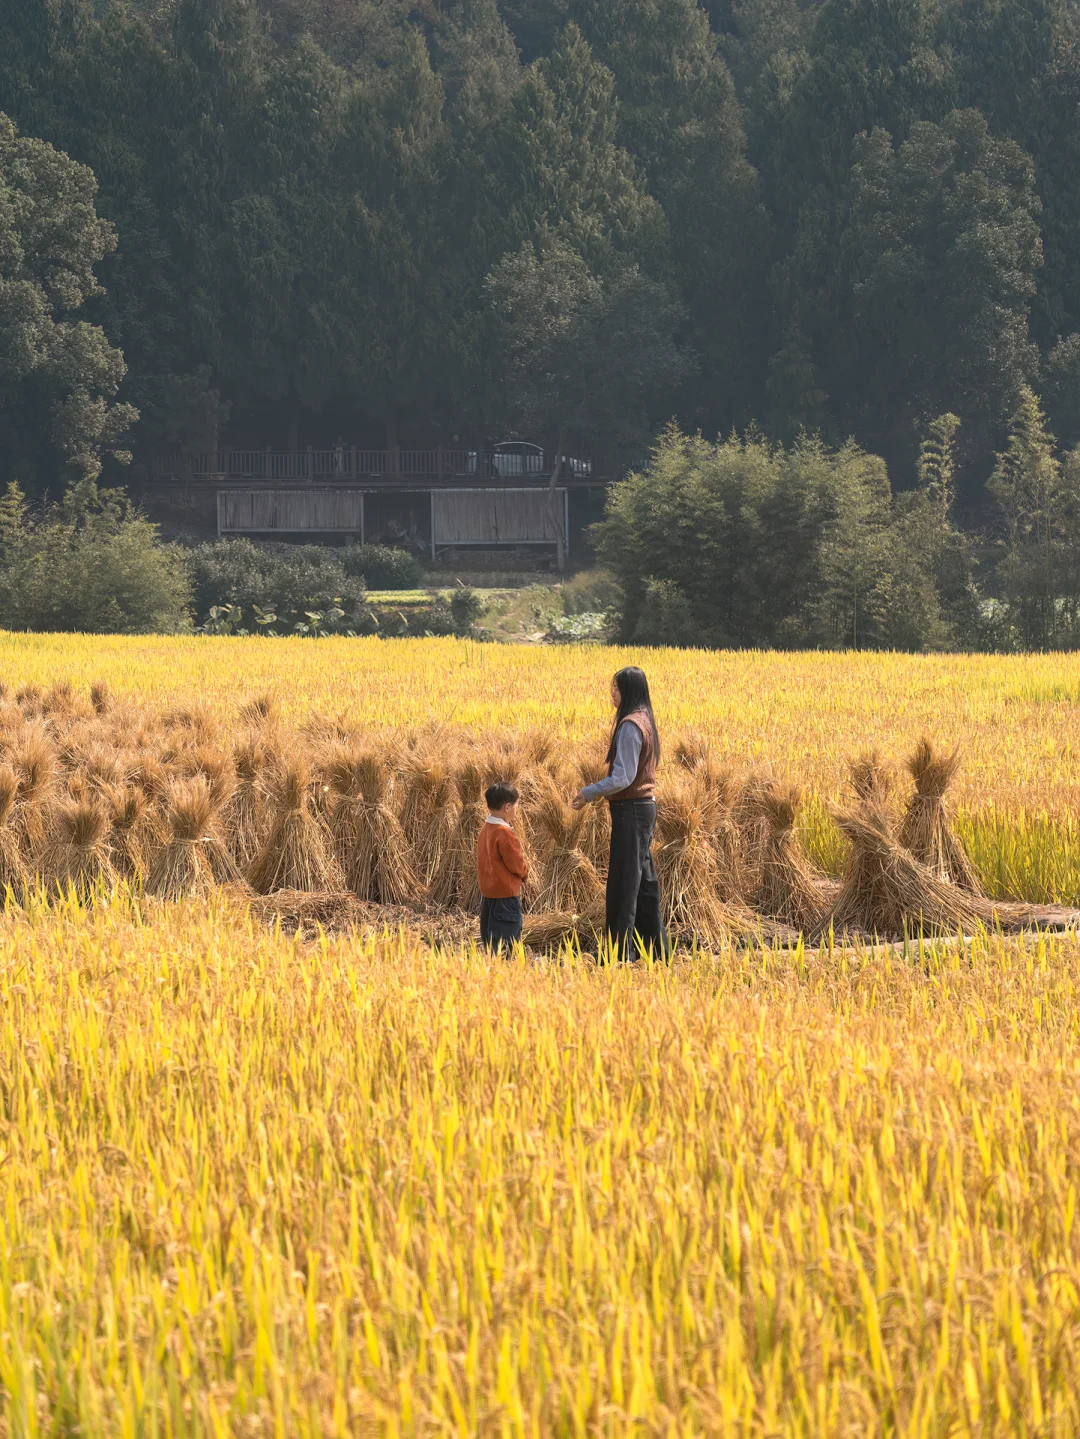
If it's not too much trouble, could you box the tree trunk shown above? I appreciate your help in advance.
[549,424,567,572]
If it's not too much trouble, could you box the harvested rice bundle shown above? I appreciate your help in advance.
[102,783,153,882]
[327,748,418,904]
[898,737,983,893]
[574,753,611,872]
[248,759,342,895]
[90,681,112,716]
[133,753,171,841]
[429,759,487,911]
[238,693,278,728]
[82,743,127,790]
[221,736,271,871]
[732,770,773,892]
[407,761,459,889]
[750,777,835,932]
[40,797,117,899]
[42,680,82,719]
[655,771,759,945]
[12,729,57,855]
[0,764,28,899]
[15,685,43,717]
[399,750,449,848]
[529,778,603,914]
[146,777,221,900]
[849,749,895,807]
[516,729,554,769]
[812,802,985,941]
[162,702,217,735]
[672,730,712,771]
[696,763,745,902]
[177,744,237,812]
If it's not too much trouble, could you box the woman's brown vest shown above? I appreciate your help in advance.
[614,709,657,800]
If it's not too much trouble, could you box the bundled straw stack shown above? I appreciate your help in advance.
[813,802,986,940]
[898,738,983,893]
[750,777,835,932]
[0,675,1063,947]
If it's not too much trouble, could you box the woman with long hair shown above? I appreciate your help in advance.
[572,666,669,960]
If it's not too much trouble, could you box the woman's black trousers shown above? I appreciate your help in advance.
[605,798,670,961]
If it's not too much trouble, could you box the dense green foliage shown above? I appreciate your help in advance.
[6,0,1080,643]
[0,480,190,633]
[5,0,1080,494]
[0,115,136,487]
[599,399,1080,651]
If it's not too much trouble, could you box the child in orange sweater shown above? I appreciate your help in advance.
[476,782,529,953]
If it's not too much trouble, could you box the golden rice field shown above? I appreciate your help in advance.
[2,633,1080,1433]
[4,900,1080,1434]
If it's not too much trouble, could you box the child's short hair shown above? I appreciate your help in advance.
[485,781,519,811]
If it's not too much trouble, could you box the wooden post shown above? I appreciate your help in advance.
[436,444,443,483]
[265,445,272,481]
[351,445,358,480]
[306,445,313,482]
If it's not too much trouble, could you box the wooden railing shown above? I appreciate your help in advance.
[152,447,597,485]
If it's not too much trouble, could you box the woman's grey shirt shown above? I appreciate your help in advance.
[580,722,643,802]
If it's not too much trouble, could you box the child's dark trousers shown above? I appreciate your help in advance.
[480,895,523,953]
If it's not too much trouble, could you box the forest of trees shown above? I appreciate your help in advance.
[5,0,1080,501]
[6,0,1080,645]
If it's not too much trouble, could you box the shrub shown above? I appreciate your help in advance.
[340,544,423,589]
[633,579,697,647]
[185,540,366,627]
[0,479,191,633]
[597,426,948,651]
[560,569,624,616]
[449,587,483,632]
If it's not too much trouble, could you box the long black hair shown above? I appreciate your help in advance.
[606,666,660,764]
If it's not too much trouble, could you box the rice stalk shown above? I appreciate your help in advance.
[813,801,986,941]
[249,759,342,895]
[655,771,759,944]
[328,748,418,904]
[429,760,486,911]
[40,797,117,900]
[898,737,983,894]
[529,777,603,914]
[750,777,834,932]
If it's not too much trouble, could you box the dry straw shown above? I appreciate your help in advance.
[655,770,758,945]
[222,736,271,871]
[813,801,985,940]
[12,728,57,856]
[849,748,895,807]
[573,754,611,872]
[898,737,983,893]
[0,763,28,899]
[430,759,486,910]
[751,777,834,932]
[147,777,227,900]
[529,777,603,914]
[103,782,153,883]
[41,797,117,899]
[327,747,417,904]
[249,759,341,895]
